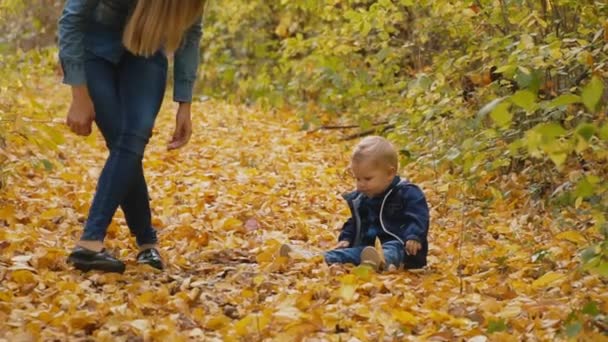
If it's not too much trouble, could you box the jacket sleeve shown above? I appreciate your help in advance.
[57,0,100,85]
[398,185,429,243]
[173,16,203,102]
[338,217,356,244]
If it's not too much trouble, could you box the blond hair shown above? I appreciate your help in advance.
[123,0,206,57]
[351,136,398,170]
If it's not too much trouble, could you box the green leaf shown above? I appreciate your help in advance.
[478,97,507,119]
[594,261,608,277]
[40,125,66,145]
[487,319,507,333]
[352,265,372,281]
[575,177,594,198]
[565,321,582,338]
[548,152,567,168]
[582,302,600,316]
[41,159,53,172]
[531,249,549,262]
[575,123,596,141]
[510,90,536,111]
[599,124,608,140]
[536,123,566,138]
[490,102,512,127]
[514,68,541,93]
[494,64,516,76]
[581,246,597,263]
[547,94,580,108]
[413,74,432,90]
[446,147,461,161]
[581,76,604,113]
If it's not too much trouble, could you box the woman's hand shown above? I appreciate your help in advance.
[66,85,95,136]
[168,102,192,150]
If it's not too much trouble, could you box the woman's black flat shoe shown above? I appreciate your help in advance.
[67,247,126,273]
[137,248,164,270]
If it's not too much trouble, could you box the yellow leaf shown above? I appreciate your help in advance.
[555,230,587,245]
[499,305,522,318]
[574,196,583,208]
[488,224,511,234]
[295,292,313,310]
[393,310,418,326]
[549,152,567,169]
[84,132,98,147]
[136,291,156,306]
[241,289,255,299]
[532,271,565,289]
[0,205,15,224]
[129,319,150,333]
[70,314,98,330]
[205,314,230,331]
[34,311,54,324]
[234,315,255,336]
[0,291,13,302]
[36,248,65,269]
[339,274,357,285]
[256,250,274,263]
[428,310,451,323]
[352,265,372,281]
[60,172,82,181]
[338,283,357,302]
[40,125,65,145]
[222,217,243,230]
[253,275,265,286]
[374,237,386,265]
[437,183,450,192]
[39,208,63,220]
[275,322,318,341]
[57,281,78,292]
[192,307,206,325]
[11,269,36,285]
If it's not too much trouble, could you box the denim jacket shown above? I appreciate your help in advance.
[339,176,430,268]
[58,0,203,102]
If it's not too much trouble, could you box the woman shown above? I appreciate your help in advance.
[58,0,205,273]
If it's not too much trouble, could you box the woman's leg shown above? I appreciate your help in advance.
[81,50,167,244]
[80,54,160,250]
[76,55,119,252]
[121,167,157,248]
[68,55,125,272]
[117,51,167,253]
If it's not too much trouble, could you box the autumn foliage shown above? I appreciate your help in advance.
[1,0,608,340]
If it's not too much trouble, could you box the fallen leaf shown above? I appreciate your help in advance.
[532,271,565,289]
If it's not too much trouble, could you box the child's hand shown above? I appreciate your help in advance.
[405,240,421,256]
[335,240,350,249]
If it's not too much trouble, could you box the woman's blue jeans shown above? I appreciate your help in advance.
[80,50,167,246]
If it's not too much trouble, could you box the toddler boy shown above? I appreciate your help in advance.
[281,136,430,271]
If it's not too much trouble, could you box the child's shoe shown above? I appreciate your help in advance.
[360,246,384,271]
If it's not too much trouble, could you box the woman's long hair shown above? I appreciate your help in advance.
[122,0,205,56]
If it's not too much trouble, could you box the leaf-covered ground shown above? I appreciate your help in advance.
[1,71,607,341]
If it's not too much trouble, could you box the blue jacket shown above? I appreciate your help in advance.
[57,0,203,102]
[339,176,430,268]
